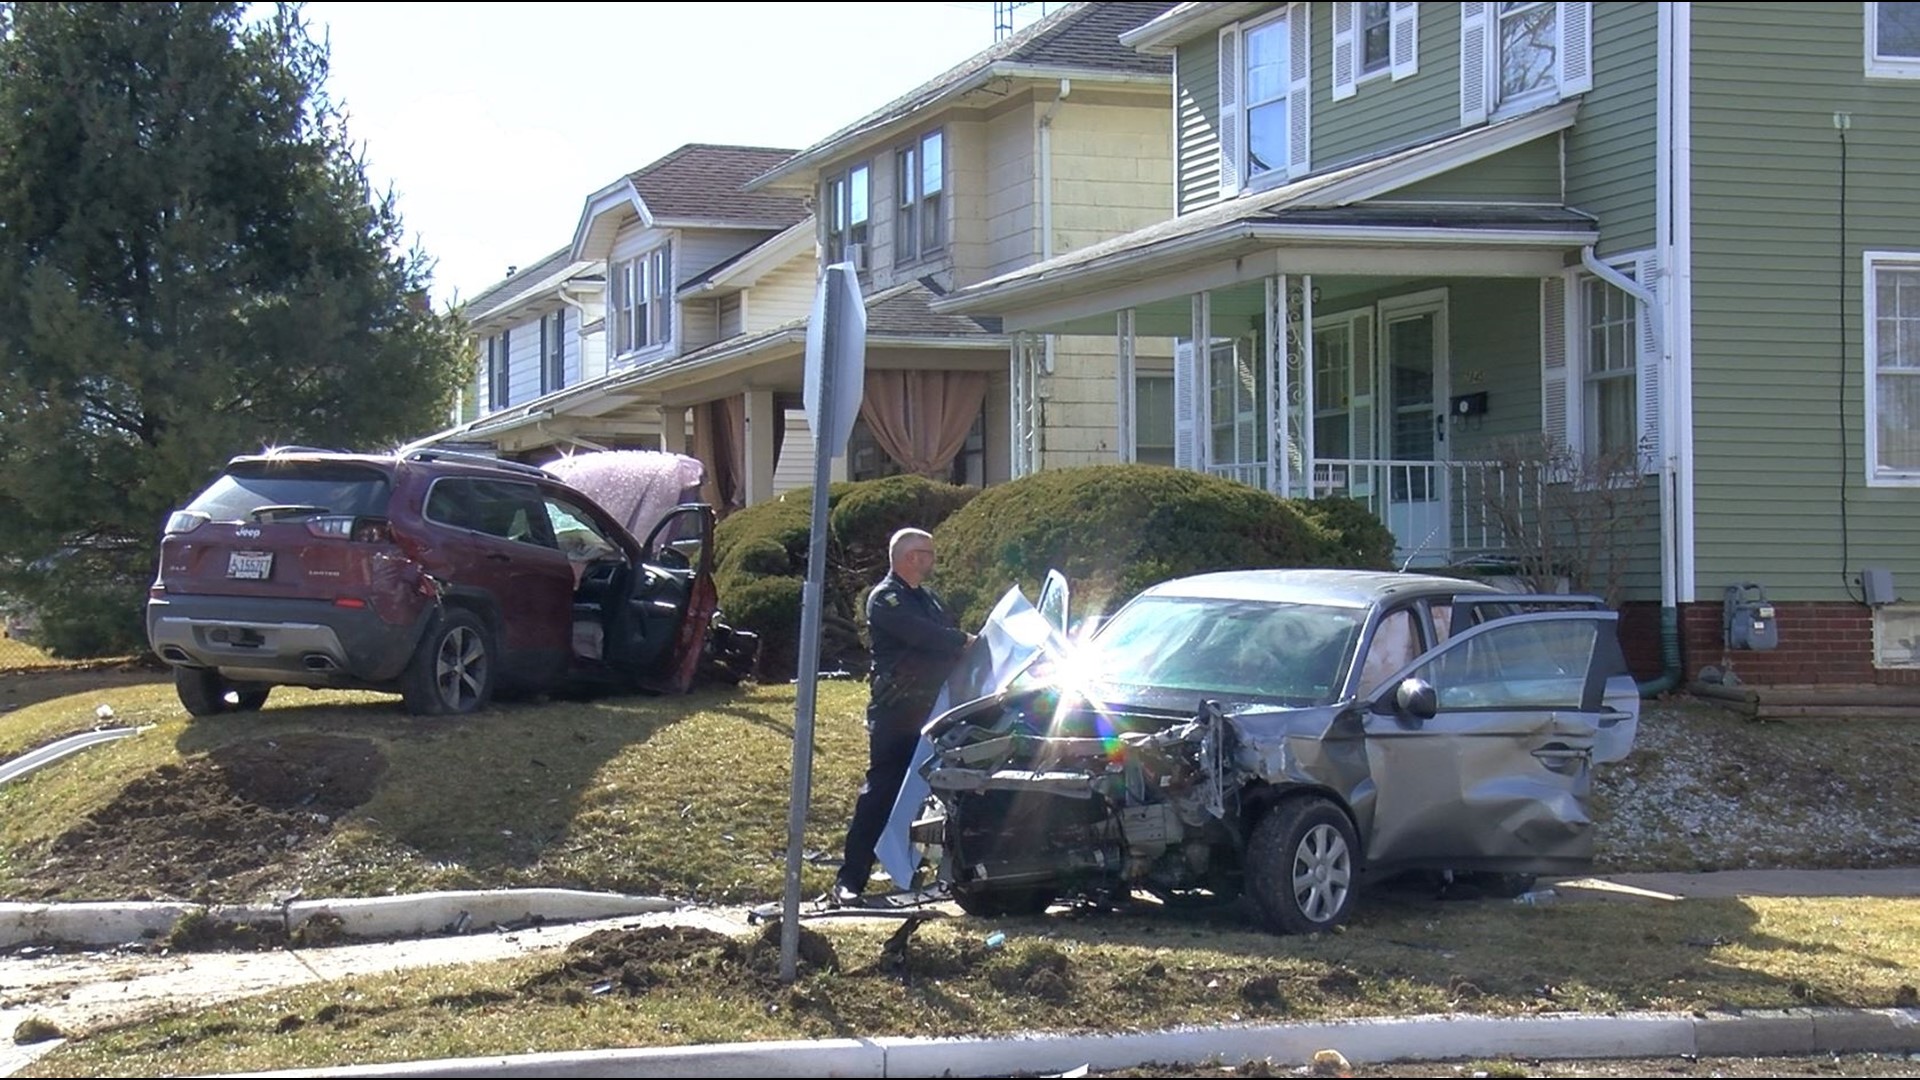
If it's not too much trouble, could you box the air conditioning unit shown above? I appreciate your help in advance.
[843,243,868,271]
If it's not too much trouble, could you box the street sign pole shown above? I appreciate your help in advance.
[782,264,864,982]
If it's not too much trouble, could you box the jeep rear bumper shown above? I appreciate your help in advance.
[146,596,431,685]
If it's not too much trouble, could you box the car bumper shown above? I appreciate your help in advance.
[146,596,430,685]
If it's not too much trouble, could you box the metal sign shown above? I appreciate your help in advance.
[782,260,867,981]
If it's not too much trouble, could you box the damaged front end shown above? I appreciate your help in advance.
[920,689,1251,911]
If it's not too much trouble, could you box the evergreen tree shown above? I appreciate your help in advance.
[0,2,470,655]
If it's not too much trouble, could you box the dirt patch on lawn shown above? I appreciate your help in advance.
[26,733,386,904]
[520,922,840,1002]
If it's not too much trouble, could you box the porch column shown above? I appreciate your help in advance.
[1010,334,1037,477]
[743,388,777,506]
[660,405,687,454]
[1116,309,1137,463]
[1269,274,1314,498]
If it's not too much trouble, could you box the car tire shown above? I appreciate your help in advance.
[230,688,271,712]
[1246,797,1359,935]
[174,666,232,718]
[950,881,1057,918]
[401,609,494,717]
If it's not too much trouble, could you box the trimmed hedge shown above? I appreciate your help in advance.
[711,475,977,682]
[931,465,1396,630]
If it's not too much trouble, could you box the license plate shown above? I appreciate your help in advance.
[227,551,274,580]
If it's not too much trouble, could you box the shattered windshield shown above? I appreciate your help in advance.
[1079,595,1365,707]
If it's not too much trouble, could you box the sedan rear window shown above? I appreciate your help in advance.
[186,462,393,522]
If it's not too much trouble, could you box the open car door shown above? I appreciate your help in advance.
[607,503,716,694]
[1359,609,1628,876]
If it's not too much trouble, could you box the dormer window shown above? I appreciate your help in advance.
[612,244,672,356]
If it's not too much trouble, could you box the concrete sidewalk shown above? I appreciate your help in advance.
[2,870,1916,1077]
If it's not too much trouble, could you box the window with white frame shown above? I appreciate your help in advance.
[541,309,565,395]
[1868,2,1920,78]
[824,162,870,267]
[1461,2,1590,125]
[1207,336,1268,487]
[1335,3,1419,100]
[1581,276,1637,461]
[1497,1,1559,105]
[1243,14,1291,181]
[1360,1,1393,75]
[1135,375,1175,467]
[1866,253,1920,483]
[611,244,673,356]
[894,130,944,264]
[1219,7,1311,192]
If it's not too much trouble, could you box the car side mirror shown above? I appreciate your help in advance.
[1394,677,1438,721]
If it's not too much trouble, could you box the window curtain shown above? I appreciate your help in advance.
[691,396,746,515]
[857,370,988,479]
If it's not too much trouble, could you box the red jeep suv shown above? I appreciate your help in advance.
[146,448,754,716]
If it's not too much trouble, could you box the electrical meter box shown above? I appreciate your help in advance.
[1724,582,1778,651]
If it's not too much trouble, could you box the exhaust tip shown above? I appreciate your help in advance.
[160,646,192,664]
[302,654,339,672]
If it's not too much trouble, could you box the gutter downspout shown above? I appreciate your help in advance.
[1039,78,1070,378]
[1582,242,1681,697]
[556,284,599,382]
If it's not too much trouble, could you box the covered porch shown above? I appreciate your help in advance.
[954,206,1611,568]
[630,279,1013,514]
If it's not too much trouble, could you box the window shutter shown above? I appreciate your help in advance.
[1332,2,1358,101]
[538,317,550,396]
[499,327,511,409]
[1288,4,1312,178]
[1218,24,1242,196]
[1540,275,1570,451]
[1560,1,1594,96]
[1635,251,1662,471]
[1174,338,1200,470]
[1460,1,1490,125]
[1391,1,1420,80]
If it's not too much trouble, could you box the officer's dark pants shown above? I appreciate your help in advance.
[837,698,931,894]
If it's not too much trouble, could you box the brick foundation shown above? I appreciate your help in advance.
[1615,600,1920,686]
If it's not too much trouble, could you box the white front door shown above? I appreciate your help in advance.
[1378,291,1449,565]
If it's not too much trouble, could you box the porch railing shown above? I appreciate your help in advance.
[1313,458,1546,564]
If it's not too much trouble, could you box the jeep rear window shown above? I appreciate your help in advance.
[186,462,393,522]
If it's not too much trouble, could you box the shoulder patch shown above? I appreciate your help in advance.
[883,592,901,606]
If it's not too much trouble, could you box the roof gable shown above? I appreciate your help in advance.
[751,2,1177,188]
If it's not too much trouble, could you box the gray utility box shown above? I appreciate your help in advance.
[1724,582,1779,651]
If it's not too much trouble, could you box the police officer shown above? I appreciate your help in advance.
[833,527,974,905]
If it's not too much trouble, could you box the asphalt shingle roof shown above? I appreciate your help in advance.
[628,144,808,226]
[462,246,591,316]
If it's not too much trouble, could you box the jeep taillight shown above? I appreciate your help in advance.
[164,510,209,535]
[308,516,392,543]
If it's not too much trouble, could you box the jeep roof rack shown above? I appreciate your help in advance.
[403,448,551,480]
[262,445,348,457]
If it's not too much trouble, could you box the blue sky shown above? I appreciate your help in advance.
[304,2,1055,307]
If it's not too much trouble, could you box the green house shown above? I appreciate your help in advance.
[935,1,1920,688]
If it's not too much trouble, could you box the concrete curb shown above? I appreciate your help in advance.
[202,1008,1920,1078]
[0,890,680,949]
